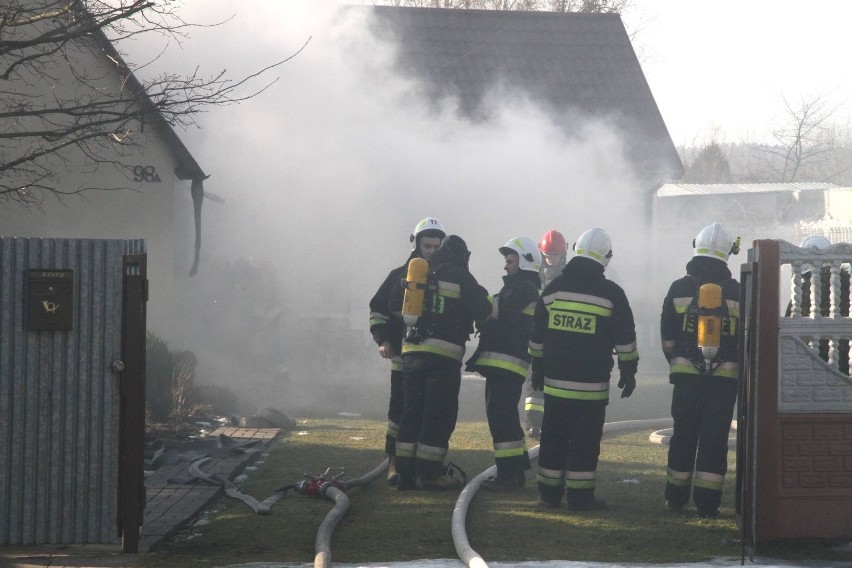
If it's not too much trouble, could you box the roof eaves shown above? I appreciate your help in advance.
[89,26,207,182]
[657,182,840,198]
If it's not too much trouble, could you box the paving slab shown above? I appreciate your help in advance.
[139,428,283,552]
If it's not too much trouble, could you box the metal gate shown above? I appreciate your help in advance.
[0,237,147,552]
[737,239,852,554]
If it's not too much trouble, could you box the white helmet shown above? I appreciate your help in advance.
[409,217,446,244]
[800,235,831,275]
[801,235,831,250]
[693,222,738,262]
[499,237,542,273]
[573,228,612,268]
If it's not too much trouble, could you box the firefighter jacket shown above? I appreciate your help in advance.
[390,236,492,363]
[528,256,638,400]
[660,256,740,383]
[369,251,419,356]
[465,270,541,380]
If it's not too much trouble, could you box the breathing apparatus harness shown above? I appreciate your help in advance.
[685,277,730,376]
[402,256,433,344]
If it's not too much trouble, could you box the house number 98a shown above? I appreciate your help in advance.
[133,165,162,183]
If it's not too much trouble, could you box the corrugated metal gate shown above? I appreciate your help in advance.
[0,237,147,552]
[737,239,852,555]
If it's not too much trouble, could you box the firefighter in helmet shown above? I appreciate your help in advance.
[466,237,541,491]
[369,217,445,485]
[530,228,638,510]
[661,222,740,519]
[390,234,492,490]
[524,229,569,439]
[539,229,568,286]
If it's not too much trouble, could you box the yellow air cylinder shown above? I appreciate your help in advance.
[402,257,429,327]
[697,283,722,363]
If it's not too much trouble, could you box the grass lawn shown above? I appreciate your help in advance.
[139,414,850,568]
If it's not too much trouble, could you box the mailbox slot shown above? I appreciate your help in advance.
[27,270,74,331]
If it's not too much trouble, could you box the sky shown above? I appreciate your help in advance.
[631,0,852,147]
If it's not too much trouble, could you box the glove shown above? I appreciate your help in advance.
[617,373,636,398]
[531,370,544,392]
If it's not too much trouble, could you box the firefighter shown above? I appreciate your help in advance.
[466,237,541,491]
[390,235,492,490]
[539,229,568,286]
[661,222,740,519]
[369,217,445,485]
[524,229,568,440]
[530,228,638,510]
[524,229,569,439]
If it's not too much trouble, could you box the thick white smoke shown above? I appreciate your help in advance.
[129,1,660,414]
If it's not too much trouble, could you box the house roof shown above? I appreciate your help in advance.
[657,182,842,198]
[365,6,683,187]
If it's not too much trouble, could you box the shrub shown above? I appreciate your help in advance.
[146,331,176,423]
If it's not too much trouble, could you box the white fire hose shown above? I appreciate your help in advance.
[452,418,676,568]
[313,457,388,568]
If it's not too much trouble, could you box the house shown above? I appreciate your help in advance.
[0,3,208,341]
[366,6,684,194]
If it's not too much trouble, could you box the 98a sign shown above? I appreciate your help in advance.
[132,165,162,183]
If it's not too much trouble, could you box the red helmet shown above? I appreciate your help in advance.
[539,230,567,256]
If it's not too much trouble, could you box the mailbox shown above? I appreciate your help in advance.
[27,270,74,331]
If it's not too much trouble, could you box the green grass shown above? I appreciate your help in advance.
[141,417,852,567]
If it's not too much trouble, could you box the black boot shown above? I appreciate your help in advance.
[396,474,418,491]
[481,471,525,492]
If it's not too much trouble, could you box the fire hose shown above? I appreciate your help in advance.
[187,457,294,515]
[297,459,389,568]
[186,452,387,567]
[452,418,676,568]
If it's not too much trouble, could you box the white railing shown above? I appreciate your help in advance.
[777,239,852,412]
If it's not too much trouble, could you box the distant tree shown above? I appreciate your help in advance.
[682,141,732,183]
[0,0,305,206]
[744,93,852,183]
[371,0,630,13]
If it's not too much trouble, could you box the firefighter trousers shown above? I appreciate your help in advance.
[521,369,544,434]
[385,367,403,456]
[665,378,737,513]
[396,353,462,482]
[483,368,529,478]
[537,396,607,506]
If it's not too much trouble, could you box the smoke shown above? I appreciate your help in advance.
[132,2,666,414]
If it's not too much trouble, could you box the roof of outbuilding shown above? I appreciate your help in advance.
[365,6,684,187]
[657,182,843,198]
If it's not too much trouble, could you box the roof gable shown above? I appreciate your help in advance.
[366,6,683,185]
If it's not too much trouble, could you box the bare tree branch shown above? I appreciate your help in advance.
[0,0,306,205]
[744,93,851,183]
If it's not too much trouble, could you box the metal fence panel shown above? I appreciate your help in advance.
[0,237,144,545]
